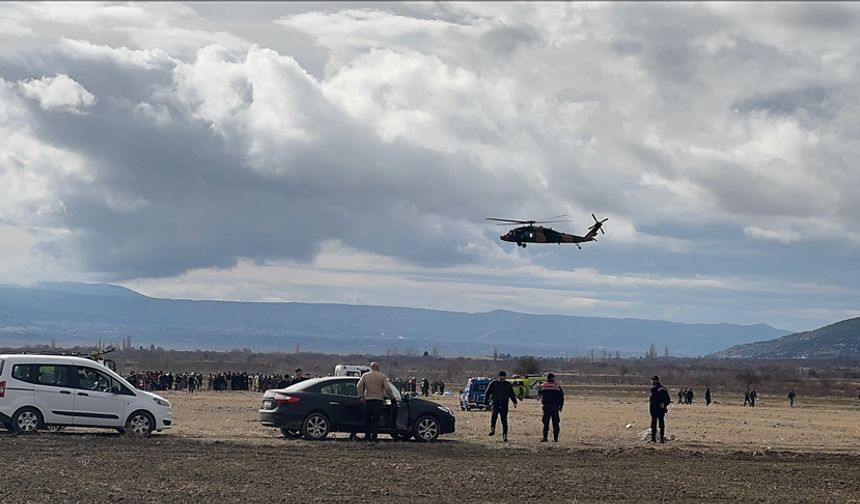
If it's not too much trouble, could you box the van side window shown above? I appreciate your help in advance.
[75,366,132,394]
[36,365,73,387]
[12,364,35,383]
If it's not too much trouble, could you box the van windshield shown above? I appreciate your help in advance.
[473,383,488,392]
[0,358,4,375]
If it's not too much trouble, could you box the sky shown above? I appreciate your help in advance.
[1,2,859,333]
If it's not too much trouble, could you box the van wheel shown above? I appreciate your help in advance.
[413,415,440,442]
[125,411,155,437]
[301,413,329,440]
[12,407,43,434]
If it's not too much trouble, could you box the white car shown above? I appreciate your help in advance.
[0,354,172,436]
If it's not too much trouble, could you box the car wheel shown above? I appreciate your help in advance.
[280,427,302,439]
[125,411,155,437]
[12,407,43,434]
[413,415,440,442]
[301,413,330,440]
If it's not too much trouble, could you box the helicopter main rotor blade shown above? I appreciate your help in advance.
[539,213,568,221]
[486,218,532,224]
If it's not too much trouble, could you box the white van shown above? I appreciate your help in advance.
[334,364,371,377]
[0,354,172,436]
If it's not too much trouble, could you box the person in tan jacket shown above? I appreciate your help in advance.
[356,362,394,443]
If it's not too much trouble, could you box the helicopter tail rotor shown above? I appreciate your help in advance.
[589,213,608,234]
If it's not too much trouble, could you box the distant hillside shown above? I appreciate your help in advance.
[712,317,860,359]
[0,283,789,357]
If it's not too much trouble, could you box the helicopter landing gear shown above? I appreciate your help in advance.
[517,242,526,248]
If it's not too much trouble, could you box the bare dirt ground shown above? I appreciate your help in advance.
[2,387,859,503]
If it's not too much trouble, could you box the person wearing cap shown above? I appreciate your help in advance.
[649,375,672,443]
[484,370,518,442]
[537,373,564,442]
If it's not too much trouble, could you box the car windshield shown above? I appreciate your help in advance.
[0,358,4,375]
[474,383,488,392]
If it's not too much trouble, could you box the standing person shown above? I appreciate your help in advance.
[421,378,430,397]
[356,362,394,444]
[678,388,685,405]
[648,375,672,444]
[705,386,712,406]
[685,388,694,405]
[788,389,796,407]
[484,371,518,442]
[439,381,445,396]
[291,369,306,385]
[537,373,564,442]
[749,388,758,407]
[743,388,751,407]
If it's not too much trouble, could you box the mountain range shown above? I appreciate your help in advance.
[0,282,791,357]
[711,316,860,359]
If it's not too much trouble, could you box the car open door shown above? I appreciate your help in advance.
[385,383,410,432]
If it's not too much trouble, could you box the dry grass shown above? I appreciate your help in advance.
[161,385,860,454]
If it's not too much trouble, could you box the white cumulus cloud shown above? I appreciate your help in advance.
[18,73,97,113]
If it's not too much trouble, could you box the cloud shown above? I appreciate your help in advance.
[1,3,860,332]
[743,226,802,244]
[18,73,96,113]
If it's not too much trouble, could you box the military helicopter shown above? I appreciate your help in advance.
[486,213,608,249]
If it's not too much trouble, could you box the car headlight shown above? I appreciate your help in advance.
[437,405,452,415]
[153,397,170,408]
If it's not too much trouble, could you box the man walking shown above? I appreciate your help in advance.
[537,373,564,442]
[749,388,758,407]
[705,386,711,406]
[788,389,796,407]
[484,371,518,442]
[649,375,671,444]
[357,362,395,444]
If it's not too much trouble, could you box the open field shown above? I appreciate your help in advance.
[5,387,860,503]
[2,386,860,503]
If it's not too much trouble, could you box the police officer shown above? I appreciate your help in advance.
[537,373,564,442]
[649,375,671,444]
[484,370,518,442]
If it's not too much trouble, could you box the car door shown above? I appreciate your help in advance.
[320,381,364,431]
[386,383,410,432]
[32,364,76,425]
[71,366,128,427]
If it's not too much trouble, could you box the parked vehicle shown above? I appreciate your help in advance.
[459,377,492,411]
[259,376,455,442]
[0,354,172,436]
[510,374,548,400]
[333,364,371,377]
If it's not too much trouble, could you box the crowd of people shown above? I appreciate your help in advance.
[125,368,448,398]
[125,368,313,393]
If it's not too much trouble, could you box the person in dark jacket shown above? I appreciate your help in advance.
[649,375,672,443]
[537,373,564,442]
[484,370,518,442]
[705,386,712,406]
